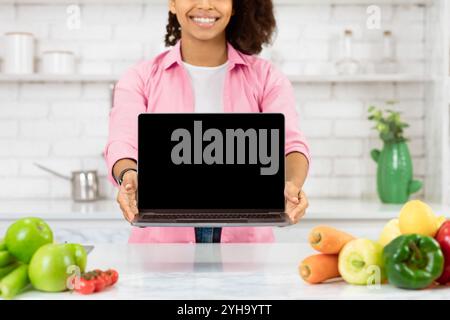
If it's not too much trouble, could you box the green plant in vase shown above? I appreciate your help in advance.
[368,106,422,204]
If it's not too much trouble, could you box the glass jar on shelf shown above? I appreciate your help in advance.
[335,29,361,75]
[376,30,398,74]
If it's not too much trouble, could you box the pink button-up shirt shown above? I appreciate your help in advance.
[104,41,310,243]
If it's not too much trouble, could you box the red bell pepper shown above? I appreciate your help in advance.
[436,220,450,284]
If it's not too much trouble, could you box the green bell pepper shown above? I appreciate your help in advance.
[383,234,444,289]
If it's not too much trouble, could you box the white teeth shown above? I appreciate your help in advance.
[192,17,216,24]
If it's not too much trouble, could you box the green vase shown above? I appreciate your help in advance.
[371,141,422,204]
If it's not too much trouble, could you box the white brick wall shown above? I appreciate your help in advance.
[0,102,49,118]
[0,141,50,157]
[0,178,50,199]
[302,101,364,119]
[0,3,427,200]
[19,83,82,100]
[0,84,18,99]
[0,120,19,138]
[332,5,393,22]
[81,43,143,61]
[82,5,144,23]
[0,5,15,21]
[50,24,112,41]
[52,138,106,157]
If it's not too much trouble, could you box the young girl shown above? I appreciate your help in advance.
[104,0,310,244]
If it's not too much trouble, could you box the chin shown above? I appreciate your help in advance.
[189,31,224,42]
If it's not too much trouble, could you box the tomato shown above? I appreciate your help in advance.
[76,278,95,295]
[92,269,111,287]
[98,271,112,287]
[107,269,119,285]
[93,274,106,292]
[106,269,119,285]
[73,268,119,294]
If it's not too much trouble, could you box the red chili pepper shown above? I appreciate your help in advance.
[436,220,450,284]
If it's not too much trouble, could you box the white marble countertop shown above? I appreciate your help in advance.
[15,243,450,300]
[1,198,447,221]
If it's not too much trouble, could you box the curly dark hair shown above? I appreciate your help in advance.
[164,0,276,55]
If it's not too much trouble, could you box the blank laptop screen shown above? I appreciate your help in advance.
[138,113,285,212]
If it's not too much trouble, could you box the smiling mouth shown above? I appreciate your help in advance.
[190,16,220,27]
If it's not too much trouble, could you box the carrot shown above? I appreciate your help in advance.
[308,225,354,254]
[299,254,340,284]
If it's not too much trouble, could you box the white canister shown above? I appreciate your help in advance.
[3,32,35,74]
[41,50,75,75]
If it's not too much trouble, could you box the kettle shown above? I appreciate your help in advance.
[34,162,100,202]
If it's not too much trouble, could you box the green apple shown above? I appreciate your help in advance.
[28,243,87,292]
[5,217,53,263]
[338,238,385,285]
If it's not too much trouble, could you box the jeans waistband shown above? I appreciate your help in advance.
[195,227,222,243]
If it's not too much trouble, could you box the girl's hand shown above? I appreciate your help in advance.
[284,181,308,225]
[116,170,139,222]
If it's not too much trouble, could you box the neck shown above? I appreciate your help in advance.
[180,34,228,67]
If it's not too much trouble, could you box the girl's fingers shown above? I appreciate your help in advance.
[286,191,309,224]
[287,196,299,204]
[124,203,138,222]
[299,191,309,209]
[117,171,138,221]
[119,203,134,222]
[121,183,137,203]
[125,183,136,194]
[298,197,307,209]
[123,171,138,191]
[284,184,300,204]
[126,193,139,219]
[285,202,299,224]
[290,207,302,221]
[289,208,304,224]
[127,211,137,222]
[295,194,308,218]
[118,189,138,222]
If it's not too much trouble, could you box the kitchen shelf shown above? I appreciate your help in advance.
[0,73,429,84]
[287,74,429,83]
[0,74,118,83]
[0,0,432,5]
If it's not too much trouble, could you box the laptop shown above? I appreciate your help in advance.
[132,113,289,227]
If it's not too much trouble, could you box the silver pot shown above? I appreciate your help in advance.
[34,163,100,202]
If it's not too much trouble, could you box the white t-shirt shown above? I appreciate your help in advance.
[183,61,229,113]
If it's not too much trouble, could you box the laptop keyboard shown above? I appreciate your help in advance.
[141,213,283,221]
